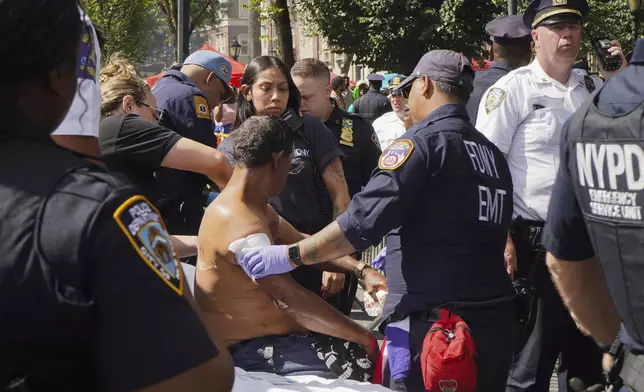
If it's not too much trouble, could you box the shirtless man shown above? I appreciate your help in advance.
[196,116,381,379]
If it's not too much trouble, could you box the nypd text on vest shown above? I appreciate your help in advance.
[576,143,644,220]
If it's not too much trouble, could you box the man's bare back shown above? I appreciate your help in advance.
[195,191,304,346]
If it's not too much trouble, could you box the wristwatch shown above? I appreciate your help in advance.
[287,245,305,266]
[354,261,372,280]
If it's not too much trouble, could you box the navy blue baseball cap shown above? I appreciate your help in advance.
[486,15,532,44]
[396,50,475,93]
[367,73,385,82]
[523,0,589,28]
[184,50,234,101]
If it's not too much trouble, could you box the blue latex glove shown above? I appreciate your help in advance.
[371,247,387,271]
[238,245,294,279]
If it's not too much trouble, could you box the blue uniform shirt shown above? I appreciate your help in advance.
[152,68,217,148]
[337,104,514,321]
[465,60,512,121]
[543,39,644,348]
[151,68,217,232]
[544,39,644,261]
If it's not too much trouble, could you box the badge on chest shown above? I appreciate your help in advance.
[340,119,354,147]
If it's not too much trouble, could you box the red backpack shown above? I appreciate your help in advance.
[420,309,477,392]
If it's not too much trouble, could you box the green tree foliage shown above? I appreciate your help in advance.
[582,0,635,57]
[295,0,637,73]
[155,0,225,59]
[83,0,155,64]
[295,0,504,73]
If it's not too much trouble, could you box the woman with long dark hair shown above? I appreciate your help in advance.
[222,56,351,301]
[0,1,233,390]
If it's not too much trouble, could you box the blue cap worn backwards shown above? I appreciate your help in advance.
[183,50,234,100]
[396,50,475,94]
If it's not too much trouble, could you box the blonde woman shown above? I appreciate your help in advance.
[99,53,233,256]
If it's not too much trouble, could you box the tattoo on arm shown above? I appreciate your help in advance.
[325,159,350,218]
[328,159,346,184]
[299,221,355,264]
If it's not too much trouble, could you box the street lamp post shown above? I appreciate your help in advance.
[229,38,242,61]
[628,0,643,48]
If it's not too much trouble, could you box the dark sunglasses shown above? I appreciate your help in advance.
[139,102,164,122]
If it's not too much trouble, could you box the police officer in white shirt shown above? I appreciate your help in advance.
[475,0,627,390]
[51,7,102,159]
[371,75,408,150]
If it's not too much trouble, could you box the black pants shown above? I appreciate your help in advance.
[390,302,517,392]
[507,253,604,392]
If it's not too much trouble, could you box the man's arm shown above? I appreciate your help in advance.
[171,235,199,258]
[257,273,376,352]
[546,254,620,345]
[239,138,428,279]
[321,157,350,218]
[161,138,232,190]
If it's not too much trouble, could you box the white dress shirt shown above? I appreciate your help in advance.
[372,111,407,150]
[475,59,602,221]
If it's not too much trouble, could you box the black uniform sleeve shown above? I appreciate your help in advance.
[543,119,595,261]
[88,188,217,391]
[302,115,345,172]
[337,134,428,250]
[100,114,182,170]
[358,119,381,185]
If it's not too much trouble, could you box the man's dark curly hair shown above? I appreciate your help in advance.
[229,115,295,168]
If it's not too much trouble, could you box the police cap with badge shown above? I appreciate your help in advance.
[367,73,385,82]
[486,15,532,45]
[523,0,589,29]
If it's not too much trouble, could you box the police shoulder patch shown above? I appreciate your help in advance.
[194,96,210,120]
[484,88,507,114]
[379,139,414,170]
[113,195,183,295]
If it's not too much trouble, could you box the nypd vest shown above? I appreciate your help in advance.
[567,88,644,345]
[0,139,105,391]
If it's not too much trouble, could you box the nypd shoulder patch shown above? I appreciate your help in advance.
[113,196,183,295]
[484,88,507,114]
[194,96,210,120]
[379,139,414,170]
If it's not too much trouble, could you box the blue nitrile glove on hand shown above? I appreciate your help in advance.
[238,245,294,279]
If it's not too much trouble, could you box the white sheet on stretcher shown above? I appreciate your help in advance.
[232,367,394,392]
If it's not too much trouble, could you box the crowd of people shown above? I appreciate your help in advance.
[1,0,644,391]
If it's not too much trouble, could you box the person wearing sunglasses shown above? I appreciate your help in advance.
[99,53,232,256]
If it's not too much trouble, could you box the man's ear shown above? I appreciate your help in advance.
[421,76,433,98]
[122,95,135,113]
[324,83,333,99]
[272,151,286,170]
[531,29,539,49]
[47,59,74,97]
[241,84,252,101]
